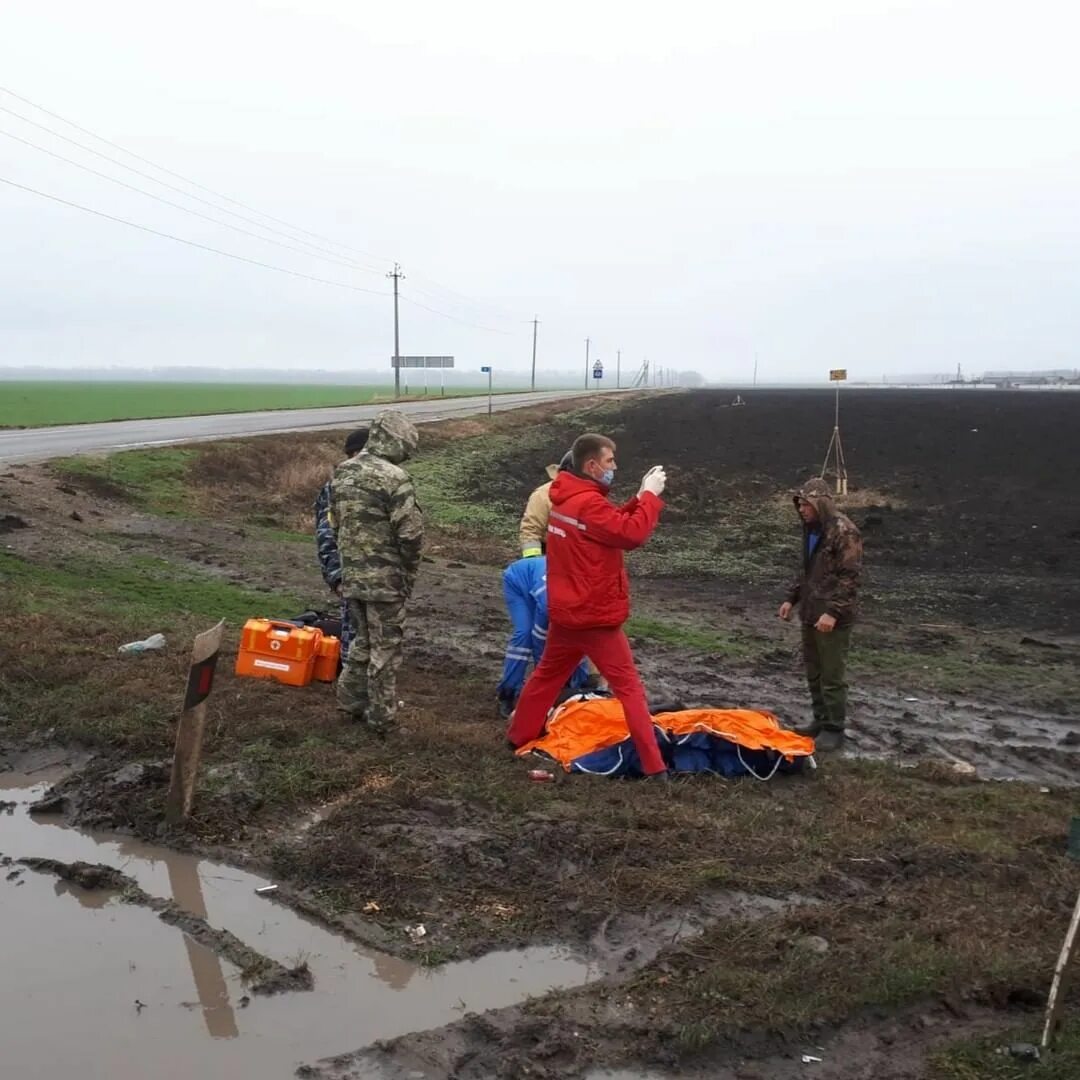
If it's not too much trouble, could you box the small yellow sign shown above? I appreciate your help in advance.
[829,369,847,382]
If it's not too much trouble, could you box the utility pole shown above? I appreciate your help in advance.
[616,349,621,389]
[387,263,404,397]
[584,338,590,389]
[753,352,758,387]
[530,318,539,390]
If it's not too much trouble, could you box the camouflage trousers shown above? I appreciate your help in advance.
[337,599,407,734]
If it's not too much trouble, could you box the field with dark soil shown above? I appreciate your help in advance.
[2,388,1079,1079]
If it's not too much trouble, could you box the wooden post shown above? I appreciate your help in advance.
[1042,887,1080,1050]
[165,620,225,825]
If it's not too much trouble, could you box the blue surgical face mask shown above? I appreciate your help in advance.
[598,468,616,487]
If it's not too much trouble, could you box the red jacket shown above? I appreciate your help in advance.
[546,471,664,629]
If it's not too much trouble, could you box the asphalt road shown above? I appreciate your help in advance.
[0,389,607,465]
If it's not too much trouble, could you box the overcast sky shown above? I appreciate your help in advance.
[2,0,1079,382]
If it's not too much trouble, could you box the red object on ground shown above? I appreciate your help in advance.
[507,622,667,776]
[528,769,555,783]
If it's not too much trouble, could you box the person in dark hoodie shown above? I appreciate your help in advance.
[778,477,863,752]
[331,410,423,734]
[506,433,669,778]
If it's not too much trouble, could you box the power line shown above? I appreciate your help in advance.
[0,174,390,297]
[0,84,391,266]
[0,86,538,330]
[0,102,384,274]
[2,176,529,340]
[0,126,384,276]
[398,291,515,335]
[405,273,532,323]
[403,279,527,324]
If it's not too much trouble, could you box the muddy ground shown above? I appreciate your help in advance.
[2,388,1079,1078]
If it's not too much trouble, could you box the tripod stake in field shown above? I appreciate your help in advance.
[165,619,226,825]
[821,368,849,495]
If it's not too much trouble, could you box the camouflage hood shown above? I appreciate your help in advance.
[793,477,837,525]
[365,410,419,464]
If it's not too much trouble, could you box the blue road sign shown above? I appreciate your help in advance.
[481,366,491,373]
[592,362,603,379]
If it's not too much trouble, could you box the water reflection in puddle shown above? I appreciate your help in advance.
[0,771,599,1080]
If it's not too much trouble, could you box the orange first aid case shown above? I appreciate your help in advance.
[235,619,324,687]
[313,634,342,683]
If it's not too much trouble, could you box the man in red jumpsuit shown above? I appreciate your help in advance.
[506,432,669,778]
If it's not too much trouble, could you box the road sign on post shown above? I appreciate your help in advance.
[391,356,455,396]
[822,369,849,494]
[481,366,492,415]
[593,360,604,382]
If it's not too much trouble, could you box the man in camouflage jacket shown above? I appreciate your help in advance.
[330,411,424,733]
[314,427,369,658]
[778,477,862,752]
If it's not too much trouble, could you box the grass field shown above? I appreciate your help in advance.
[0,380,515,427]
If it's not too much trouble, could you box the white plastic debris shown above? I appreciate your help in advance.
[254,885,278,896]
[802,1054,823,1063]
[952,761,977,776]
[904,696,919,703]
[406,923,427,943]
[118,633,166,655]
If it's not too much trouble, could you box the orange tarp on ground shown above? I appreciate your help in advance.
[516,697,814,770]
[654,708,815,756]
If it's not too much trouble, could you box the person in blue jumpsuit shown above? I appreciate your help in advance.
[496,555,590,719]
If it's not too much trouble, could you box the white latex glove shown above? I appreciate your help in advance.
[641,467,666,497]
[637,465,660,496]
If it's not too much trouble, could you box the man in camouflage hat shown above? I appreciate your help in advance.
[777,477,862,752]
[331,410,423,733]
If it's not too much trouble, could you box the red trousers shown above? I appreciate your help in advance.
[506,622,667,776]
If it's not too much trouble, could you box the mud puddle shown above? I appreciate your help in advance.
[0,770,601,1080]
